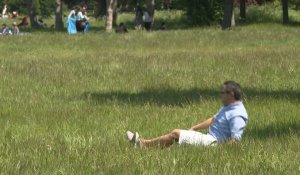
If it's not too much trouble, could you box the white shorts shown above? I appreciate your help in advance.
[178,130,217,146]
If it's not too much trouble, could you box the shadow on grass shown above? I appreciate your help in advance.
[81,88,300,106]
[20,25,106,33]
[246,121,300,139]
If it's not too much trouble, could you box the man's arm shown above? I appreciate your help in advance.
[189,117,214,131]
[228,116,247,143]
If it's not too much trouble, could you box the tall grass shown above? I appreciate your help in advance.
[0,8,300,174]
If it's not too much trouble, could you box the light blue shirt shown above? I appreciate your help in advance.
[209,101,248,142]
[66,17,77,34]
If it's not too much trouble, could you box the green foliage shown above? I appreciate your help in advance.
[290,0,300,10]
[244,4,300,23]
[186,0,224,25]
[39,0,55,18]
[2,0,55,17]
[2,0,27,14]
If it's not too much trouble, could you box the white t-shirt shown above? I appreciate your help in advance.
[77,11,84,20]
[143,12,152,23]
[2,6,7,16]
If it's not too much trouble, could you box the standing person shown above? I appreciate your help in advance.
[76,7,84,20]
[135,6,143,30]
[126,81,248,148]
[66,12,77,34]
[2,4,8,18]
[68,7,76,18]
[143,10,153,31]
[12,22,19,35]
[83,11,90,33]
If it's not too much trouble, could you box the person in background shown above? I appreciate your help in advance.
[12,11,19,18]
[83,11,90,33]
[68,7,76,18]
[2,4,8,19]
[12,22,19,35]
[143,10,153,31]
[0,23,10,35]
[66,12,77,34]
[115,23,128,34]
[135,6,143,30]
[18,16,29,28]
[76,7,84,20]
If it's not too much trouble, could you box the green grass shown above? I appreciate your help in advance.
[0,8,300,174]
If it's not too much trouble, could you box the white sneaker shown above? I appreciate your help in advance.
[126,131,142,148]
[126,131,135,143]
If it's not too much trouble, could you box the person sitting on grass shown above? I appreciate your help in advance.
[115,23,128,34]
[126,81,248,148]
[18,16,29,28]
[0,23,10,36]
[12,22,19,35]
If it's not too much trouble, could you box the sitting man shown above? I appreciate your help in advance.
[126,81,248,148]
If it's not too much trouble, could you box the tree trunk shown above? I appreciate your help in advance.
[222,0,234,29]
[28,0,38,28]
[106,0,116,32]
[147,0,155,24]
[240,0,246,19]
[113,0,118,27]
[231,9,235,27]
[55,0,64,30]
[282,0,289,24]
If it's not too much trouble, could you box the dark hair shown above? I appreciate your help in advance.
[223,81,242,100]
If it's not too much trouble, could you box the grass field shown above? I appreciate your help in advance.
[0,8,300,174]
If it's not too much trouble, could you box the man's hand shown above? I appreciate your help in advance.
[228,139,238,145]
[189,117,214,131]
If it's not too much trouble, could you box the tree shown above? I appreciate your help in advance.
[282,0,289,24]
[147,0,155,23]
[222,0,234,29]
[105,0,117,32]
[240,0,246,19]
[231,9,235,27]
[27,0,40,27]
[55,0,63,30]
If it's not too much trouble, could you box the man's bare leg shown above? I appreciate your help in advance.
[141,129,181,148]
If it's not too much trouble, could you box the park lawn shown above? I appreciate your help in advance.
[0,10,300,174]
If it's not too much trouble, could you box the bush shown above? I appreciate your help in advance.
[185,0,224,25]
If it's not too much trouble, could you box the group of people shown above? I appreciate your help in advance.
[1,4,19,19]
[67,6,90,34]
[135,7,154,31]
[115,7,165,34]
[0,22,19,36]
